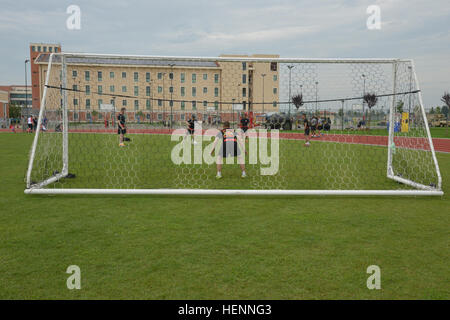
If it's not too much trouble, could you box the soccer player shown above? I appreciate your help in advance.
[186,114,197,145]
[317,117,323,136]
[27,116,33,133]
[302,114,311,147]
[240,112,250,136]
[117,108,127,147]
[210,121,246,179]
[310,115,317,137]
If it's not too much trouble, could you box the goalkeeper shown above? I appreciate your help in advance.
[210,121,246,179]
[117,108,127,147]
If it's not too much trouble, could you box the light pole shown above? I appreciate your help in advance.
[341,100,345,131]
[261,73,266,115]
[315,81,319,115]
[168,63,175,128]
[408,66,412,115]
[287,65,294,117]
[149,80,153,124]
[162,72,166,126]
[24,59,30,126]
[362,74,366,122]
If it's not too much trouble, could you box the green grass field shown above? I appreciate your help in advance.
[1,132,449,299]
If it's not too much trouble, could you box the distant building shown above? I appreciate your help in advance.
[0,85,32,118]
[30,43,61,110]
[0,89,8,119]
[34,52,280,122]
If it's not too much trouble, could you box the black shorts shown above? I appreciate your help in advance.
[118,127,126,134]
[311,125,316,131]
[188,128,194,135]
[220,143,241,158]
[28,124,33,129]
[304,128,310,136]
[241,127,248,133]
[318,125,323,130]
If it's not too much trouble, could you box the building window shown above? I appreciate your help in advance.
[43,46,47,52]
[270,62,277,71]
[158,72,162,80]
[169,86,173,93]
[73,84,78,91]
[181,73,185,83]
[146,72,150,82]
[181,101,185,110]
[110,71,115,78]
[37,46,41,52]
[85,71,90,81]
[273,101,277,107]
[169,72,173,80]
[146,86,150,96]
[214,87,219,97]
[110,85,115,93]
[181,113,185,120]
[203,101,207,107]
[72,70,77,78]
[98,85,103,95]
[214,74,219,83]
[85,85,90,95]
[203,87,207,94]
[169,100,173,107]
[134,72,139,82]
[243,101,246,110]
[192,101,196,110]
[242,87,246,97]
[273,75,277,81]
[242,74,247,84]
[98,99,103,108]
[73,98,78,106]
[49,47,53,53]
[74,112,78,120]
[111,99,115,106]
[158,113,163,120]
[122,100,127,106]
[122,72,127,79]
[146,99,151,110]
[192,74,196,83]
[54,47,58,53]
[181,87,185,97]
[192,87,196,97]
[98,71,102,81]
[242,62,247,70]
[122,86,127,93]
[158,86,162,93]
[98,113,103,120]
[134,100,139,110]
[134,86,139,96]
[86,99,91,109]
[214,101,219,110]
[203,74,207,80]
[273,88,277,94]
[32,46,36,52]
[158,99,162,106]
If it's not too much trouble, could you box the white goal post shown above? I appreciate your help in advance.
[25,53,443,196]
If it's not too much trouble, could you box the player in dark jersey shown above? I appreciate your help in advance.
[117,108,127,147]
[302,114,311,147]
[186,114,197,145]
[240,113,250,133]
[210,121,246,179]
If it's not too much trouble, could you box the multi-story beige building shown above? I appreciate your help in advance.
[35,53,279,123]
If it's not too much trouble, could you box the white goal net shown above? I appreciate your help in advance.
[25,53,443,195]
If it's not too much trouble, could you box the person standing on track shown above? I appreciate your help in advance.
[117,108,127,147]
[302,114,311,147]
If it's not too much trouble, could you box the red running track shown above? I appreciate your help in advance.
[2,128,449,153]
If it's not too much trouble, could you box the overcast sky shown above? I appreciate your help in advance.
[0,0,449,107]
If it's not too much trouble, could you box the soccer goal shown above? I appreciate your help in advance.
[25,53,443,196]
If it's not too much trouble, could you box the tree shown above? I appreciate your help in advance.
[291,94,304,110]
[429,107,435,114]
[442,106,449,118]
[91,110,98,122]
[8,103,21,119]
[363,93,378,129]
[396,101,404,114]
[436,106,441,114]
[441,92,450,108]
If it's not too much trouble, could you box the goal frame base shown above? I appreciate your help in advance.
[24,188,444,196]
